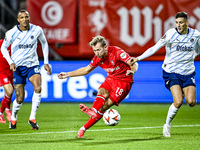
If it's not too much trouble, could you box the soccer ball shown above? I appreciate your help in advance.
[103,109,121,126]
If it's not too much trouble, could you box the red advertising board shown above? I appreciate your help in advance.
[27,0,77,43]
[79,0,200,60]
[27,0,200,60]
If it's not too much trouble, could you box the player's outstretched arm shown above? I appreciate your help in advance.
[57,65,95,79]
[57,72,68,79]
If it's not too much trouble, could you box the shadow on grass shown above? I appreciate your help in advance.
[80,136,163,146]
[1,137,94,145]
[3,136,163,145]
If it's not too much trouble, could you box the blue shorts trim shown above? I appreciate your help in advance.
[162,70,196,91]
[13,65,41,85]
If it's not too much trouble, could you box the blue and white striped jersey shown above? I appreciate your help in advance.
[138,27,200,75]
[1,23,49,67]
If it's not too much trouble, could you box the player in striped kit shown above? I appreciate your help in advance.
[1,10,52,130]
[131,12,200,137]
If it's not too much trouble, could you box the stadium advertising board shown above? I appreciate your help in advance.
[79,0,200,60]
[26,0,200,60]
[27,0,77,43]
[1,61,199,103]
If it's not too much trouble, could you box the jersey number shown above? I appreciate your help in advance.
[116,87,124,97]
[34,67,40,73]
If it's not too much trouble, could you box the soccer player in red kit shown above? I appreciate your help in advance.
[0,39,13,123]
[58,35,138,138]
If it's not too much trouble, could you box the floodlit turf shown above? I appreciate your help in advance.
[0,103,200,150]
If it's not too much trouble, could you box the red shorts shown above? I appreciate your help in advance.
[0,73,13,86]
[99,77,133,106]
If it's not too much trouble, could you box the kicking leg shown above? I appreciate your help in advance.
[79,88,109,118]
[78,98,113,138]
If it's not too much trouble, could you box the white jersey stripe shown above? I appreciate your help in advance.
[170,34,180,53]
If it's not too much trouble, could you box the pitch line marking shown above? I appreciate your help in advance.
[1,124,200,136]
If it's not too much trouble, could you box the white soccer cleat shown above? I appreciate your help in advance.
[163,123,171,137]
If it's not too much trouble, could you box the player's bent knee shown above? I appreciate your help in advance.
[16,97,24,104]
[97,90,109,99]
[185,97,196,107]
[174,101,182,108]
[188,101,196,107]
[6,91,13,97]
[34,86,41,93]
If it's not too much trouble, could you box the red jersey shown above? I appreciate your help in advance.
[90,46,133,82]
[0,39,12,76]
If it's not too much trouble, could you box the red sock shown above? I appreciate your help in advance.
[84,110,104,130]
[5,94,11,110]
[0,96,8,113]
[0,94,11,113]
[92,95,105,112]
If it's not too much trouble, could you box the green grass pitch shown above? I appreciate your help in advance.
[0,103,200,150]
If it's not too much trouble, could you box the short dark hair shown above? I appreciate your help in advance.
[17,9,29,17]
[175,12,188,20]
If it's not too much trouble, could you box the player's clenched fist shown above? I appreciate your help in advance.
[57,72,68,79]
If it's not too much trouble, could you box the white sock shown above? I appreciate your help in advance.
[11,99,22,121]
[6,108,11,111]
[165,103,179,125]
[29,92,41,120]
[80,126,86,131]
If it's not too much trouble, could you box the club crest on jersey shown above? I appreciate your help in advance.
[120,53,126,59]
[190,38,194,43]
[31,35,34,39]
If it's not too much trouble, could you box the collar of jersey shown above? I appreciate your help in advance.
[17,24,30,32]
[175,27,190,35]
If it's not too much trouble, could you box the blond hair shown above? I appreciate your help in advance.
[89,35,107,47]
